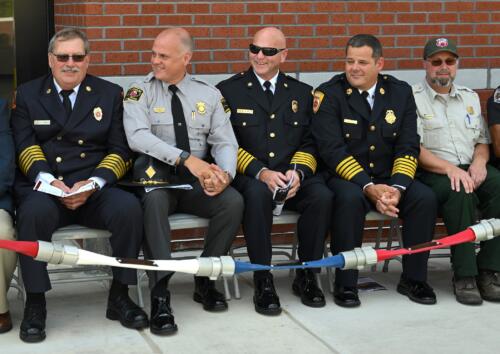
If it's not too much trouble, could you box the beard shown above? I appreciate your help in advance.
[428,72,455,88]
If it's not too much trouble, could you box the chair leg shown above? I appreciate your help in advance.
[223,277,231,301]
[324,243,334,293]
[135,270,146,308]
[233,274,241,299]
[289,225,298,277]
[371,221,385,272]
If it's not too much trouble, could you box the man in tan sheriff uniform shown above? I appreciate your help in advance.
[414,37,500,305]
[123,27,243,335]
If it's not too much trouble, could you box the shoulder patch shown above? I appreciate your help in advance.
[494,87,500,104]
[124,87,143,101]
[221,97,231,113]
[313,90,325,114]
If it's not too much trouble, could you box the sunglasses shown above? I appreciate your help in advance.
[52,53,87,63]
[249,44,286,56]
[427,57,457,67]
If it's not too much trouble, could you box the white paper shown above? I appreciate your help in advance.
[34,180,97,197]
[144,184,193,193]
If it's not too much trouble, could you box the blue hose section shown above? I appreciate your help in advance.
[234,254,345,274]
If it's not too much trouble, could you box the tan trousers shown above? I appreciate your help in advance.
[0,209,16,313]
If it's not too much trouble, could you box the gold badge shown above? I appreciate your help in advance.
[93,107,103,121]
[46,88,51,94]
[291,100,298,113]
[379,88,385,95]
[494,88,500,103]
[346,88,352,95]
[124,87,143,101]
[313,91,325,113]
[153,107,165,113]
[466,106,474,115]
[196,101,206,115]
[145,166,156,178]
[385,110,396,124]
[86,86,91,92]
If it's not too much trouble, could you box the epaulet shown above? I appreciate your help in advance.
[144,72,155,83]
[285,74,300,82]
[454,84,475,93]
[316,73,343,90]
[191,75,219,93]
[381,74,408,86]
[412,83,424,94]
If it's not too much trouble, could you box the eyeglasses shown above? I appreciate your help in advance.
[249,44,286,56]
[427,57,457,67]
[51,53,87,63]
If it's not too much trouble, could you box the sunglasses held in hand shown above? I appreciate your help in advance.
[51,53,87,62]
[249,44,286,56]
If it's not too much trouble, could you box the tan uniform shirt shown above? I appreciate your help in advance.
[123,72,238,177]
[413,80,490,165]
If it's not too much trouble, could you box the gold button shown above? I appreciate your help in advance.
[269,152,275,158]
[56,136,62,141]
[80,153,86,159]
[370,125,376,131]
[345,133,350,138]
[369,162,374,168]
[242,122,247,126]
[78,139,84,145]
[393,132,397,136]
[58,176,64,181]
[370,145,375,151]
[270,132,276,138]
[56,157,62,163]
[293,121,298,126]
[270,114,275,119]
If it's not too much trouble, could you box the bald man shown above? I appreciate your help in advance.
[124,28,243,334]
[217,27,332,315]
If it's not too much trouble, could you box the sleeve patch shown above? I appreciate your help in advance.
[221,97,231,113]
[124,87,143,101]
[313,90,325,113]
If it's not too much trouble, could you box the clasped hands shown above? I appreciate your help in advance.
[51,179,97,210]
[184,155,230,196]
[364,184,401,218]
[259,169,301,200]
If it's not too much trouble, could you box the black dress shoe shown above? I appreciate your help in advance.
[254,274,281,315]
[150,292,178,335]
[20,303,46,343]
[292,269,325,308]
[477,270,500,302]
[193,276,228,312]
[453,275,482,305]
[106,293,149,329]
[397,276,436,305]
[333,284,360,308]
[0,311,12,334]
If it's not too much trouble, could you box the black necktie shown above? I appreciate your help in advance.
[168,85,190,153]
[60,89,73,118]
[361,90,372,114]
[264,81,273,105]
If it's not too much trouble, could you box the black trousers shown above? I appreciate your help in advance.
[16,187,143,293]
[327,178,437,287]
[138,182,244,289]
[233,174,333,268]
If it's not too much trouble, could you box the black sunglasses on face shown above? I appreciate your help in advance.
[52,53,87,62]
[249,44,286,56]
[428,57,457,67]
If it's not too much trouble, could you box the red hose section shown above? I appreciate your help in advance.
[376,228,476,262]
[0,239,39,258]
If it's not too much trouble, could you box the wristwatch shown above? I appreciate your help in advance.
[178,151,191,166]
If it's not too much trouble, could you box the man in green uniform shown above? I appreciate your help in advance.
[414,37,500,305]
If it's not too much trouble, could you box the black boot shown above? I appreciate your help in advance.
[253,272,281,315]
[193,276,227,312]
[292,269,325,307]
[150,290,177,335]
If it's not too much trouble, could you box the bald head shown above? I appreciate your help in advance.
[155,27,193,54]
[253,27,286,49]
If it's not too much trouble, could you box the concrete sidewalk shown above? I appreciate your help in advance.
[3,257,499,354]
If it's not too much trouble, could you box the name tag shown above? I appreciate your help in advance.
[34,120,51,125]
[343,118,358,125]
[236,108,253,114]
[153,107,165,113]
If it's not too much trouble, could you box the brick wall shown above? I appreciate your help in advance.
[53,0,500,78]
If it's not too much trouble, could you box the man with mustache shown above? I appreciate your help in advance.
[11,28,147,342]
[414,37,500,305]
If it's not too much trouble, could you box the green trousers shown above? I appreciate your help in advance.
[420,165,500,276]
